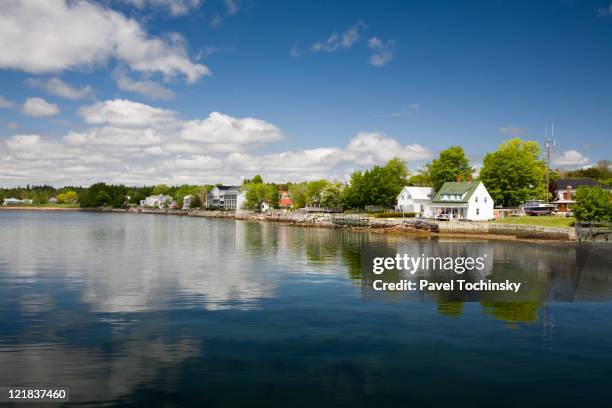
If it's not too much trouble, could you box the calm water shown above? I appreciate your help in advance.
[1,211,611,407]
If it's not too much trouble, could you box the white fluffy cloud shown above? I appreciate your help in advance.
[0,0,208,83]
[552,150,590,167]
[180,112,284,152]
[0,99,432,186]
[78,99,177,127]
[21,97,60,117]
[311,21,366,52]
[346,132,432,165]
[65,127,163,147]
[113,68,174,100]
[5,134,77,160]
[26,78,93,100]
[367,37,395,67]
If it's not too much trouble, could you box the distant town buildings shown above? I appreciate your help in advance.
[2,198,33,206]
[140,194,175,209]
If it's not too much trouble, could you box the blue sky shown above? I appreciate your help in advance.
[0,0,611,186]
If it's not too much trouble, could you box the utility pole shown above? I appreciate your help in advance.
[544,123,555,204]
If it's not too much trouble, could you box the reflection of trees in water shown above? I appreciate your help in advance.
[437,302,464,318]
[481,302,541,323]
[306,230,612,324]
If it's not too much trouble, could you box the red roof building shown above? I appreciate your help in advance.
[279,190,293,208]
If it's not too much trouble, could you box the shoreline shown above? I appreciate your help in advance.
[1,206,577,243]
[0,206,82,211]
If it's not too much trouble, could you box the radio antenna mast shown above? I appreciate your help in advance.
[544,123,555,203]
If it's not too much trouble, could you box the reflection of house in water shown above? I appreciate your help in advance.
[353,237,612,323]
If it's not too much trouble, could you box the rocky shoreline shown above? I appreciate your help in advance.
[1,205,577,241]
[128,207,577,242]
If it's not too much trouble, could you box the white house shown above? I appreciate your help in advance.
[206,186,248,212]
[396,186,434,217]
[430,181,494,221]
[3,197,22,206]
[140,194,174,208]
[182,195,193,210]
[206,186,239,210]
[260,200,271,212]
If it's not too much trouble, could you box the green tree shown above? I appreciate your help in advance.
[95,190,112,206]
[479,138,546,207]
[565,160,612,182]
[190,193,202,208]
[78,183,127,208]
[426,146,473,191]
[305,180,330,206]
[32,191,48,204]
[573,186,612,222]
[319,183,345,208]
[343,158,409,209]
[407,172,431,187]
[252,174,264,184]
[288,183,308,208]
[64,191,78,203]
[152,184,170,195]
[175,184,201,208]
[243,183,276,210]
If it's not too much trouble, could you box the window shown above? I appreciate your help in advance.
[476,208,480,215]
[475,196,478,202]
[484,197,487,203]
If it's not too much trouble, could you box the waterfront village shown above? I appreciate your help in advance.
[2,140,612,231]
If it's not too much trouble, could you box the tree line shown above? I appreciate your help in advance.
[2,137,610,221]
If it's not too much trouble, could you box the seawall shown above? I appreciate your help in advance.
[129,207,576,241]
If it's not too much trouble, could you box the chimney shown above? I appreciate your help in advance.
[467,174,473,182]
[455,175,461,182]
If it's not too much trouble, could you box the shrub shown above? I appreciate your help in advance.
[573,186,612,222]
[374,212,416,218]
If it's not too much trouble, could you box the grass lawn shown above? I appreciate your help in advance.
[493,215,576,228]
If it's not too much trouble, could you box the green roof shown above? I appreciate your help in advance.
[432,181,481,203]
